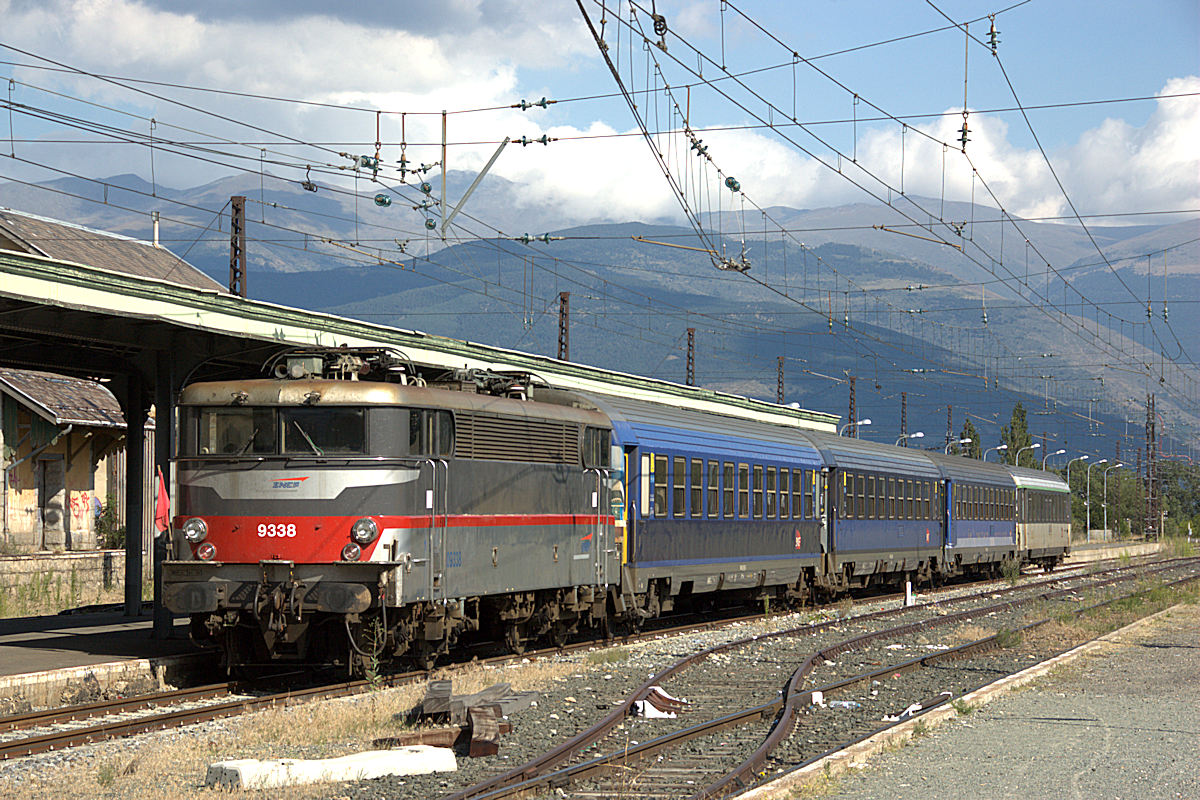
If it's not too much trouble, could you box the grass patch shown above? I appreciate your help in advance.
[1000,559,1021,586]
[1117,551,1133,567]
[586,646,631,665]
[994,628,1023,648]
[951,699,977,716]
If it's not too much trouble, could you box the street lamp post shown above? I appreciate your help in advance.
[1042,448,1066,470]
[1065,456,1088,539]
[945,437,972,454]
[1086,459,1108,542]
[1015,442,1041,467]
[983,444,1008,462]
[896,431,925,447]
[839,418,872,437]
[1104,462,1123,539]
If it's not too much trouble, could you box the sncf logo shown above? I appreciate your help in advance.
[271,477,310,490]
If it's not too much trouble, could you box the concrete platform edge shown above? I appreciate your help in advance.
[737,602,1185,800]
[0,652,209,709]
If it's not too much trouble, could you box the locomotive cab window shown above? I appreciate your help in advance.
[195,407,277,455]
[281,407,366,455]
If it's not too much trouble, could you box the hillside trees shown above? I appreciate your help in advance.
[1000,402,1035,467]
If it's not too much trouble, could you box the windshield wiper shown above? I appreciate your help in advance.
[291,421,324,456]
[236,428,260,455]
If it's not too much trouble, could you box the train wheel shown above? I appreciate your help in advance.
[550,621,570,649]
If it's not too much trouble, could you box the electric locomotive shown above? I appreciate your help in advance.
[164,348,622,671]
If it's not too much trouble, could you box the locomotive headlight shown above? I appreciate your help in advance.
[196,542,217,561]
[341,542,362,562]
[350,517,379,545]
[182,518,208,543]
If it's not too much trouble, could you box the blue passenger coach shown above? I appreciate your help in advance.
[802,433,944,586]
[927,453,1018,572]
[586,394,824,607]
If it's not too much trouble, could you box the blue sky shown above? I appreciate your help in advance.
[0,0,1196,226]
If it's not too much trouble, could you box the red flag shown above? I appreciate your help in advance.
[154,466,171,534]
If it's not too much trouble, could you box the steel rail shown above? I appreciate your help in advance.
[444,557,1197,800]
[698,563,1200,799]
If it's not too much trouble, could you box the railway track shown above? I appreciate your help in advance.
[0,553,1174,766]
[436,557,1199,800]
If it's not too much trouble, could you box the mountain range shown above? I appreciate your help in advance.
[2,171,1196,455]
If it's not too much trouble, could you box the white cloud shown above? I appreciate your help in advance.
[1,0,1195,230]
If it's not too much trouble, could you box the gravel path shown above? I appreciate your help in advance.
[824,602,1200,800]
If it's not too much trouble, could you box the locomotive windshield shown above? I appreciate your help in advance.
[190,407,366,456]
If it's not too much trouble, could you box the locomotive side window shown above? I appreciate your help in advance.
[723,463,735,518]
[673,457,686,518]
[583,427,611,467]
[654,455,668,518]
[198,407,277,455]
[707,461,719,518]
[691,459,703,518]
[281,407,366,455]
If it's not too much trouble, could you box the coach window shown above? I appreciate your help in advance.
[752,465,764,518]
[690,459,703,518]
[738,464,750,518]
[707,460,719,518]
[865,475,875,520]
[766,467,777,518]
[723,462,735,518]
[925,482,932,519]
[778,469,789,519]
[673,457,686,518]
[653,455,668,518]
[792,469,804,518]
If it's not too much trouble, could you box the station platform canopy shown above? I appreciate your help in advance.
[0,229,837,434]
